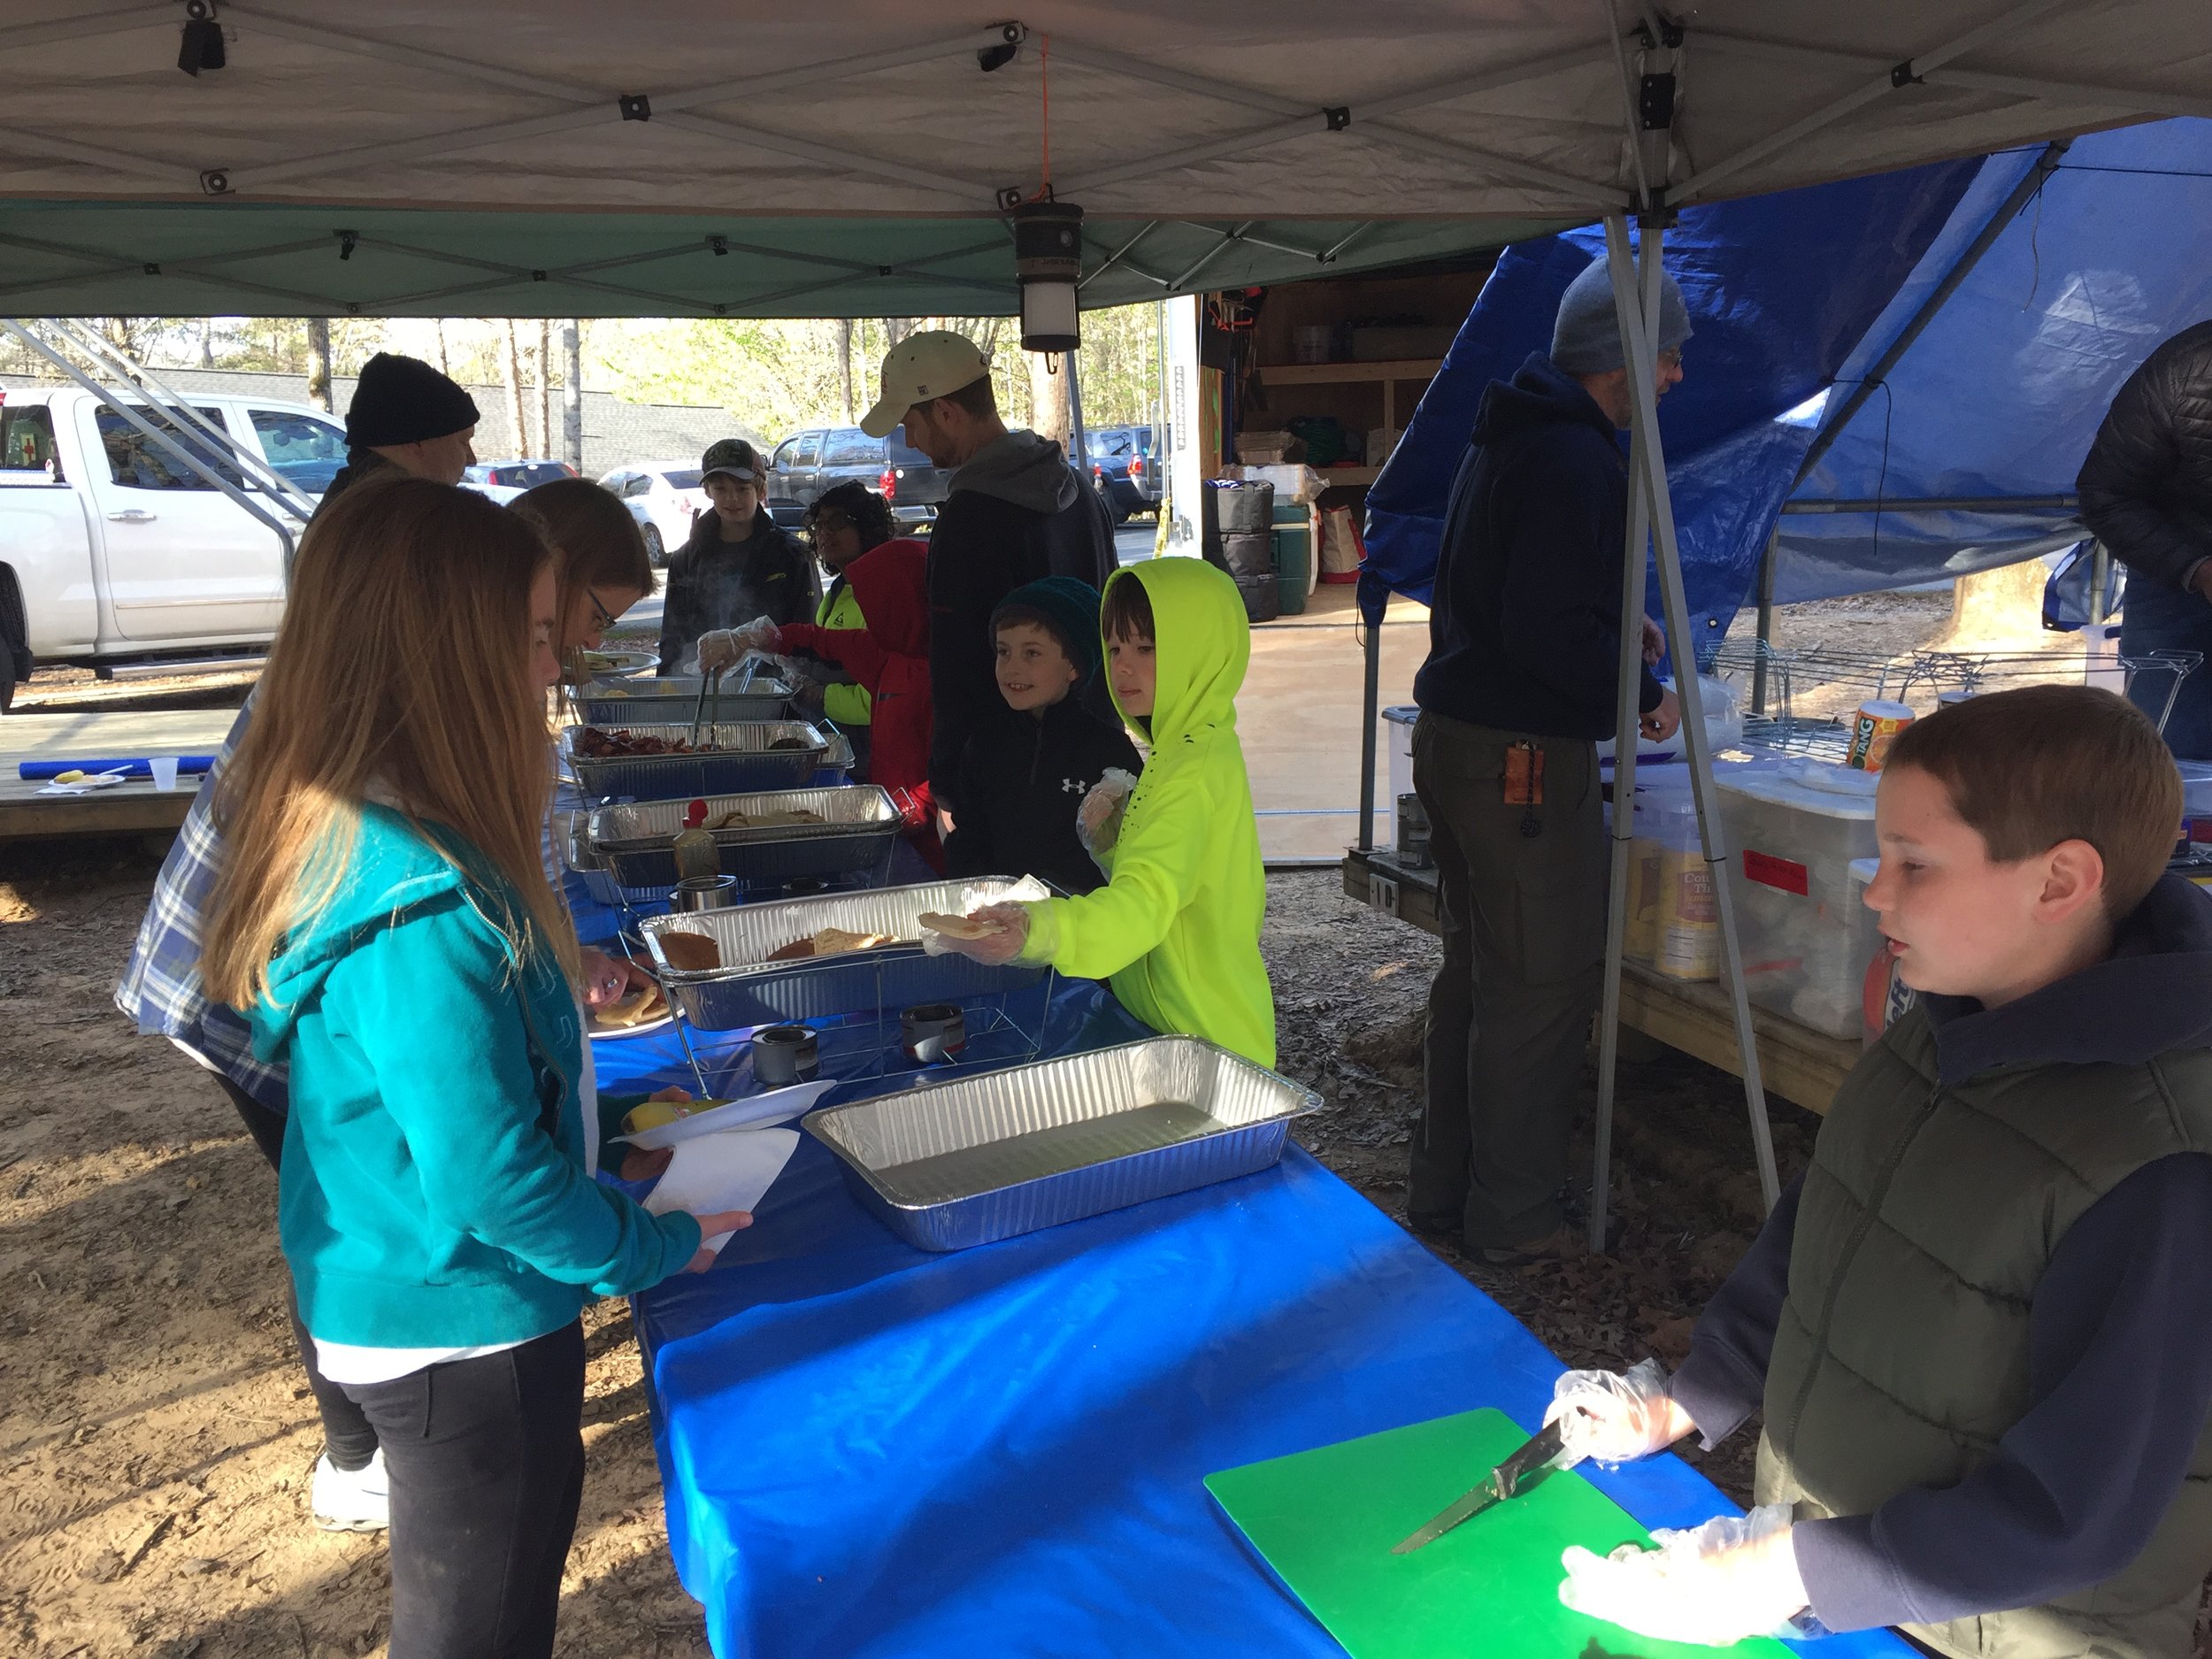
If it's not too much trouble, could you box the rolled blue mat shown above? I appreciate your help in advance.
[18,756,219,780]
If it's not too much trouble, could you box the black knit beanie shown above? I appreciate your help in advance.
[344,352,480,448]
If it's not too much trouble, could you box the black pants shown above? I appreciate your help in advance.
[342,1323,588,1659]
[214,1074,381,1471]
[1409,712,1607,1248]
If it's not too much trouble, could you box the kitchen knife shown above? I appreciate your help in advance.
[1389,1417,1567,1555]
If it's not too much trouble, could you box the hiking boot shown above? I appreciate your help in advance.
[311,1448,388,1532]
[1478,1225,1587,1269]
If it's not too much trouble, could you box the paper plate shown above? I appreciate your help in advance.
[590,1007,676,1039]
[615,1080,838,1149]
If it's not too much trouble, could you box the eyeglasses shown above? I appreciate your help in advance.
[1656,348,1684,372]
[810,516,855,541]
[586,588,621,632]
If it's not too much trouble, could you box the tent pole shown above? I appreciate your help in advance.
[1603,217,1783,1215]
[1751,529,1778,716]
[1358,614,1381,853]
[1587,222,1659,1256]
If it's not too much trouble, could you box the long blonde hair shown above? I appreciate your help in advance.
[203,474,580,1010]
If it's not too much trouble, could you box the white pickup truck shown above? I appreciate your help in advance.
[0,385,349,709]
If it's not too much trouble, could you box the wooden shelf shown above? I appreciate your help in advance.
[1318,465,1380,487]
[1257,357,1442,387]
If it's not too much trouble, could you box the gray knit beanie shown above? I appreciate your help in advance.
[1549,255,1692,374]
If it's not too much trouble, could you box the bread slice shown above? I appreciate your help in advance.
[657,932,721,972]
[595,983,667,1028]
[766,926,897,962]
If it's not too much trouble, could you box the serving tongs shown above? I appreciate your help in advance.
[686,655,766,749]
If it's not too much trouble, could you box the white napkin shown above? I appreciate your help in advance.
[644,1126,799,1255]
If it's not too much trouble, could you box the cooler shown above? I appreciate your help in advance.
[1717,762,1885,1039]
[1272,520,1312,617]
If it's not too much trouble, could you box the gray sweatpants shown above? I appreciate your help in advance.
[1409,710,1607,1249]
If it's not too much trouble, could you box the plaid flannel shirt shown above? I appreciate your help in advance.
[112,700,288,1113]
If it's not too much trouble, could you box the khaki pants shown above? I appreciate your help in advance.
[1409,710,1606,1248]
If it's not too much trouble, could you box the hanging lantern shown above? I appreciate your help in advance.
[1012,199,1084,355]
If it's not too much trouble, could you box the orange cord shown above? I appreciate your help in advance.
[1030,34,1052,201]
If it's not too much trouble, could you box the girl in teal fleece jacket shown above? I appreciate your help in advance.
[204,475,742,1659]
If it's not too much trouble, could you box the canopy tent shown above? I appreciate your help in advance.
[4,2,2209,319]
[1362,118,2212,639]
[11,0,2208,1263]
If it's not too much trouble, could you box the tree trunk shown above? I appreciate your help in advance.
[835,319,856,425]
[1026,349,1068,445]
[561,321,584,471]
[305,317,334,412]
[502,321,526,460]
[434,319,450,377]
[198,318,214,368]
[885,317,912,350]
[537,319,552,462]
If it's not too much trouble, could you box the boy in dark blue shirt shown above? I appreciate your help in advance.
[944,577,1140,895]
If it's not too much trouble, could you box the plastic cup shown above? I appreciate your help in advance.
[148,756,180,792]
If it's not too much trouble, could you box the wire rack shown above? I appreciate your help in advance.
[1703,641,2201,760]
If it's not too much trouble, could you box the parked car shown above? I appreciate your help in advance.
[461,458,577,506]
[1087,424,1163,524]
[765,424,952,532]
[598,459,710,565]
[0,386,345,708]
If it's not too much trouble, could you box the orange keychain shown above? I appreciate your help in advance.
[1502,741,1545,806]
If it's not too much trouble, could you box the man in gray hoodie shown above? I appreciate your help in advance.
[859,331,1116,819]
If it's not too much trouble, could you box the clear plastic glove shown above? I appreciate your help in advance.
[1543,1357,1684,1469]
[1077,768,1138,875]
[920,901,1030,965]
[1558,1502,1808,1647]
[696,619,783,673]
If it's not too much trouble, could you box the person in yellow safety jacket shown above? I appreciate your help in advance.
[943,557,1275,1068]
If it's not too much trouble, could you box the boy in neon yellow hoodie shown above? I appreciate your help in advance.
[949,557,1276,1067]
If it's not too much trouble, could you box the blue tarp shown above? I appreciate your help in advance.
[591,980,1912,1659]
[1362,119,2212,639]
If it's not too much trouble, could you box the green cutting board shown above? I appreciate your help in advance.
[1206,1408,1794,1659]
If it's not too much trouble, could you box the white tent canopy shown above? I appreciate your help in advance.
[3,0,2207,317]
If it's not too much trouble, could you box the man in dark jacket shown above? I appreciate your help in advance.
[857,332,1115,819]
[658,437,818,673]
[315,350,480,518]
[2077,319,2212,758]
[1409,255,1686,1265]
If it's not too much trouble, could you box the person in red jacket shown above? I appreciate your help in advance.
[724,538,940,866]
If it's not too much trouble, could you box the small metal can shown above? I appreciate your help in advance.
[752,1024,820,1087]
[671,873,741,911]
[901,1002,968,1064]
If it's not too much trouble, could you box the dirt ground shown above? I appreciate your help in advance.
[0,589,2159,1657]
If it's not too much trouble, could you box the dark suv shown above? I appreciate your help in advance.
[766,425,952,532]
[1087,425,1162,524]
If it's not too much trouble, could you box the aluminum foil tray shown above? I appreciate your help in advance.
[639,875,1050,1028]
[562,720,828,802]
[803,1037,1322,1250]
[589,785,901,888]
[575,675,793,727]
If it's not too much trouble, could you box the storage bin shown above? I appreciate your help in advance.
[2178,760,2212,846]
[1383,705,1418,844]
[1717,761,1885,1038]
[1848,856,1914,1048]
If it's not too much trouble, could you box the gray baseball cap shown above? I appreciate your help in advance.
[701,437,766,483]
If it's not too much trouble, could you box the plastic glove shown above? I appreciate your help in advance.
[1077,767,1138,875]
[920,901,1031,965]
[696,620,782,673]
[1543,1357,1683,1469]
[1558,1503,1808,1647]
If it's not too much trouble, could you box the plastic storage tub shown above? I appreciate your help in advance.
[1272,522,1311,617]
[1717,761,1885,1039]
[1383,705,1418,846]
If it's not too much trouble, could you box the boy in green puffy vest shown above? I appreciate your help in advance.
[1543,685,2212,1658]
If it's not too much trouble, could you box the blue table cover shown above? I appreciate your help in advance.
[590,985,1912,1659]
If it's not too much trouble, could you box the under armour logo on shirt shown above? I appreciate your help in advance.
[1060,778,1087,794]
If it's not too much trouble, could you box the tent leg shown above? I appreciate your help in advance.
[1587,234,1661,1256]
[1752,529,1778,716]
[1359,613,1381,853]
[1601,217,1783,1217]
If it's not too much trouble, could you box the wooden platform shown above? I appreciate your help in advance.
[1341,846,1863,1116]
[0,709,236,841]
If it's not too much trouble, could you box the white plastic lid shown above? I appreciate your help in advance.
[1848,856,1880,887]
[1717,757,1881,818]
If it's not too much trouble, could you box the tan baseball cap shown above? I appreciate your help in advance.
[859,331,990,437]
